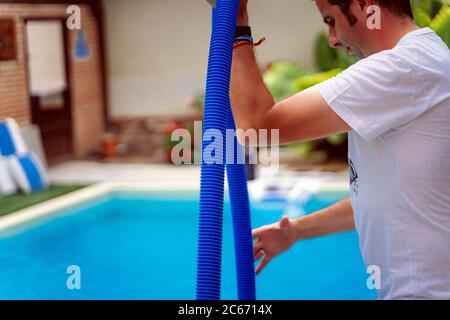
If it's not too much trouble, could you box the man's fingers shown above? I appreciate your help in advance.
[255,255,270,275]
[254,249,264,261]
[253,240,262,259]
[252,227,263,239]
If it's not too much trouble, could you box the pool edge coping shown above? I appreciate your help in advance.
[0,181,349,232]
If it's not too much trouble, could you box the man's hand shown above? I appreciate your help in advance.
[251,198,355,275]
[252,215,298,275]
[237,0,249,26]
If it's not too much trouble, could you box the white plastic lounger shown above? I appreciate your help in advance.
[8,152,49,194]
[0,118,49,195]
[0,118,28,156]
[0,157,16,196]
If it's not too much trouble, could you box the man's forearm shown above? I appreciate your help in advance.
[292,197,355,241]
[230,11,274,131]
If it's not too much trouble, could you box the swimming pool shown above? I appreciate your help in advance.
[0,190,377,300]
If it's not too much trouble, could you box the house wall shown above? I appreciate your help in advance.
[104,0,326,118]
[0,3,105,158]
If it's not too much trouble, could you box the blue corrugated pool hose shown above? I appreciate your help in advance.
[196,0,256,300]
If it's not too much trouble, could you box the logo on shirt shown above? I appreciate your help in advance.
[349,158,359,196]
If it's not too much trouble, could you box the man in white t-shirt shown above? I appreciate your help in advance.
[230,0,450,299]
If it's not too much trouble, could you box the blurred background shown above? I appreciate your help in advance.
[0,0,449,188]
[2,0,450,300]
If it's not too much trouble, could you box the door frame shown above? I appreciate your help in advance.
[24,17,74,165]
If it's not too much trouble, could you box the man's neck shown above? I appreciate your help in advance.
[364,16,418,57]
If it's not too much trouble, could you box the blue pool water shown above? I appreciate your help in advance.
[0,192,377,300]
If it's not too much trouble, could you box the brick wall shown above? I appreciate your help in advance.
[0,3,105,158]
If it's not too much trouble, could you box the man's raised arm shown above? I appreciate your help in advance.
[230,1,351,145]
[230,1,275,134]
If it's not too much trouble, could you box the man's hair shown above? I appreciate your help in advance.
[327,0,414,25]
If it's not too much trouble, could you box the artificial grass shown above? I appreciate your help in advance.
[0,185,87,217]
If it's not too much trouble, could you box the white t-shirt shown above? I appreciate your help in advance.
[315,27,450,300]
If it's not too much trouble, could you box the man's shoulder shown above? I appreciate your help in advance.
[394,28,450,69]
[343,29,450,83]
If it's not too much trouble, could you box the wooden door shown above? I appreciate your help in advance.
[26,19,73,165]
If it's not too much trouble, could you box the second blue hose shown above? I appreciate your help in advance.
[226,107,256,300]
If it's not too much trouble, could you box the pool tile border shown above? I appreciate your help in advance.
[0,181,348,232]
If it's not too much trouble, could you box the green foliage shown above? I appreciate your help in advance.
[327,133,347,145]
[263,60,310,101]
[429,5,450,46]
[314,32,358,71]
[336,47,358,69]
[412,0,444,19]
[294,68,343,91]
[413,7,432,27]
[281,141,314,158]
[412,0,450,48]
[314,32,338,71]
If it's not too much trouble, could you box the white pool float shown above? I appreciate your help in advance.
[0,118,28,156]
[0,157,16,196]
[0,118,48,195]
[8,152,49,194]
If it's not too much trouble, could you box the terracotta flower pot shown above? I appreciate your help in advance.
[101,134,118,158]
